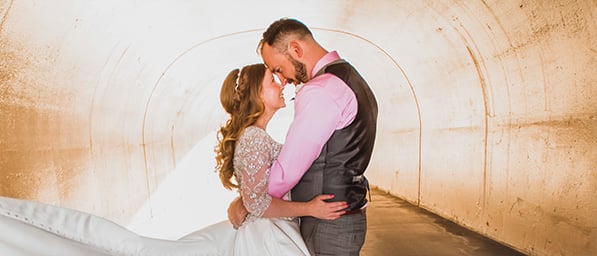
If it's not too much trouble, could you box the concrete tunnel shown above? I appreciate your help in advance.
[0,1,595,255]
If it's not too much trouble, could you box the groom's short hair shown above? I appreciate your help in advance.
[258,18,313,54]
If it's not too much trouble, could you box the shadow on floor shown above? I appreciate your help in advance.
[361,187,527,256]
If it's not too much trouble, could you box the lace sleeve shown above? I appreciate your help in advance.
[234,127,279,218]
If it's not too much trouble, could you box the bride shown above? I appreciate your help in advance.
[0,63,348,256]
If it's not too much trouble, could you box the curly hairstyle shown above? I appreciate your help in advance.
[215,63,267,190]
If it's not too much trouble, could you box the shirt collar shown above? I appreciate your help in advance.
[293,51,340,97]
[311,51,340,78]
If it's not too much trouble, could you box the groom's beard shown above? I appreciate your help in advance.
[288,55,309,84]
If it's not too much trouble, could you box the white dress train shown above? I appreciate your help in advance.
[0,126,309,256]
[0,196,308,255]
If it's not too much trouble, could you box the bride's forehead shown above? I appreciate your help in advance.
[264,69,275,79]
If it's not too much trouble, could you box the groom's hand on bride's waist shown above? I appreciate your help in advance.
[228,197,248,229]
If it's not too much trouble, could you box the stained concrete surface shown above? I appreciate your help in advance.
[1,1,596,255]
[362,187,526,256]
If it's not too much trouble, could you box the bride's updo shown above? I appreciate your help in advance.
[215,63,266,190]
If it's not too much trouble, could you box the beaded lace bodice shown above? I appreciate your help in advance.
[233,126,282,223]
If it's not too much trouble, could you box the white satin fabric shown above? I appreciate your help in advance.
[0,196,310,256]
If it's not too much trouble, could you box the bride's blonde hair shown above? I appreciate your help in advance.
[215,64,266,190]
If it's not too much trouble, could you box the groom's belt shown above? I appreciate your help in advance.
[344,206,367,216]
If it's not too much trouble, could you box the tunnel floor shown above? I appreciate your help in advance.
[362,188,526,256]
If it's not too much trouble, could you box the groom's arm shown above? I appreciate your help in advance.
[267,76,357,198]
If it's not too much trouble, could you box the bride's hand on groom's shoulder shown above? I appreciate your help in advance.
[228,197,248,229]
[307,194,348,220]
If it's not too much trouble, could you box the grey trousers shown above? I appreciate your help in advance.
[300,210,367,256]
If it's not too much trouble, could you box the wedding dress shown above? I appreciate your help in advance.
[0,126,310,256]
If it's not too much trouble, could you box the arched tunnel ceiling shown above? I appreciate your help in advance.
[0,1,595,255]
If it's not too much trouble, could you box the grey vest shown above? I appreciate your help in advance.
[291,59,378,211]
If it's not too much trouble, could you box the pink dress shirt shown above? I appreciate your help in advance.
[267,51,358,199]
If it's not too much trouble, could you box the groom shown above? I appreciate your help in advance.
[228,18,378,255]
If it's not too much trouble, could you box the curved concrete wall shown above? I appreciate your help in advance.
[0,1,595,255]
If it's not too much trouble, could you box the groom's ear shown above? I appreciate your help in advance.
[288,40,303,58]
